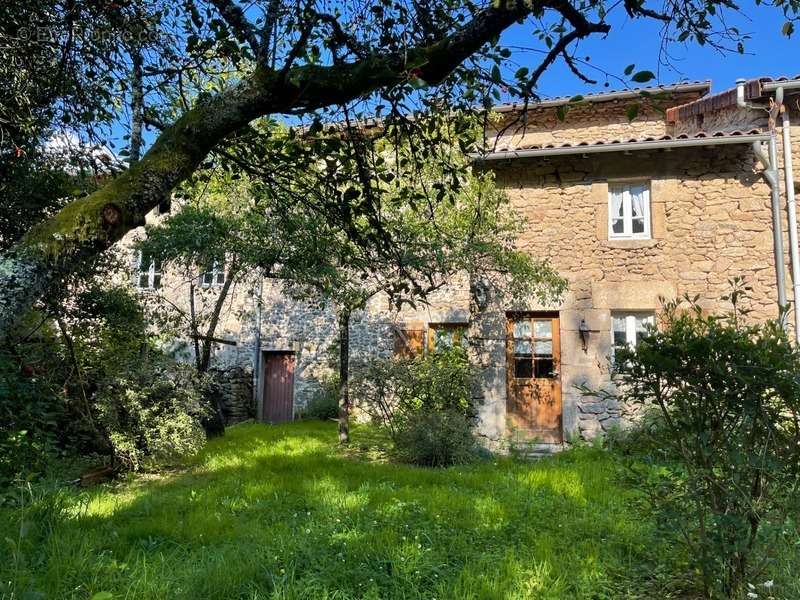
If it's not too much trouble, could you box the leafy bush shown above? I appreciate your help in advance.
[355,346,475,429]
[354,346,479,466]
[393,410,477,467]
[0,321,72,487]
[94,356,211,471]
[302,376,340,421]
[589,283,800,598]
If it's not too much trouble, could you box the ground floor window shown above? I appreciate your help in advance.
[393,326,425,358]
[427,323,466,352]
[611,312,655,355]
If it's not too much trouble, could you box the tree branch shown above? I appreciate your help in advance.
[209,0,261,56]
[260,0,282,64]
[0,1,605,335]
[561,49,597,84]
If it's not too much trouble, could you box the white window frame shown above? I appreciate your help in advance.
[611,312,655,357]
[608,182,652,240]
[134,251,161,290]
[201,260,226,287]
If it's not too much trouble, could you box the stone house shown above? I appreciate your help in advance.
[123,75,800,446]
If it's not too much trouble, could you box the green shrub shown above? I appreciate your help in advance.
[94,356,211,471]
[354,346,475,430]
[394,346,474,417]
[302,376,340,421]
[354,346,479,466]
[0,320,73,488]
[393,410,478,467]
[587,282,800,598]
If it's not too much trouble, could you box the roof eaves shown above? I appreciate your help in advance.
[472,130,769,162]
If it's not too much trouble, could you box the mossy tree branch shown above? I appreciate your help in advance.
[0,0,605,335]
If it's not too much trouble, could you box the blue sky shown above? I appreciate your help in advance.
[118,4,796,153]
[503,3,798,99]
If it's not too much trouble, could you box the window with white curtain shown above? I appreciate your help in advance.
[608,182,651,239]
[611,312,655,356]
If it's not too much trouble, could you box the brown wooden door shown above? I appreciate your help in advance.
[263,352,295,423]
[506,313,562,443]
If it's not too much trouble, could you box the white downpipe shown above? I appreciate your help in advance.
[768,134,789,315]
[738,79,788,322]
[779,88,800,337]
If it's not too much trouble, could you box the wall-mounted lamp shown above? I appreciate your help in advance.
[578,319,590,352]
[471,280,489,311]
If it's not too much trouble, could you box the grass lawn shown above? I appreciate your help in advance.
[2,422,696,599]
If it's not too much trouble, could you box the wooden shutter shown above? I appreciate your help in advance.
[394,326,424,358]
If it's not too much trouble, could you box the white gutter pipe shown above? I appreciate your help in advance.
[471,132,771,162]
[738,79,789,323]
[761,80,800,93]
[776,87,800,336]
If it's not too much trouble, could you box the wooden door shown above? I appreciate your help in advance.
[506,313,562,443]
[263,352,295,423]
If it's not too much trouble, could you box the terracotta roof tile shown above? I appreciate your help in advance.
[491,81,710,112]
[667,75,800,122]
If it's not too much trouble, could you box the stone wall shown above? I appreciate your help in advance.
[114,86,798,444]
[488,91,705,151]
[207,366,254,424]
[475,142,787,439]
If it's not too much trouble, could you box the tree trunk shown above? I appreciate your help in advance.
[128,47,144,164]
[55,316,97,433]
[0,3,541,337]
[338,307,351,444]
[189,282,201,371]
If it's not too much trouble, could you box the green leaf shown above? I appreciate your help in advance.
[491,65,502,83]
[624,64,635,76]
[626,104,640,122]
[91,593,114,600]
[631,70,656,84]
[782,21,795,37]
[514,67,529,79]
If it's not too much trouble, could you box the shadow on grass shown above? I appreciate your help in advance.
[2,421,685,600]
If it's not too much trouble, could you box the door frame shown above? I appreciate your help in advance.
[505,311,563,443]
[258,350,296,423]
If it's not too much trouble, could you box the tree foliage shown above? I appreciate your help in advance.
[590,282,800,598]
[1,0,796,333]
[354,346,479,466]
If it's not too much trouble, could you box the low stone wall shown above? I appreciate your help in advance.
[208,366,254,424]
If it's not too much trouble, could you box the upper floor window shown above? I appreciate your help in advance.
[609,182,651,240]
[611,312,654,356]
[134,251,162,290]
[427,323,466,352]
[201,261,225,287]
